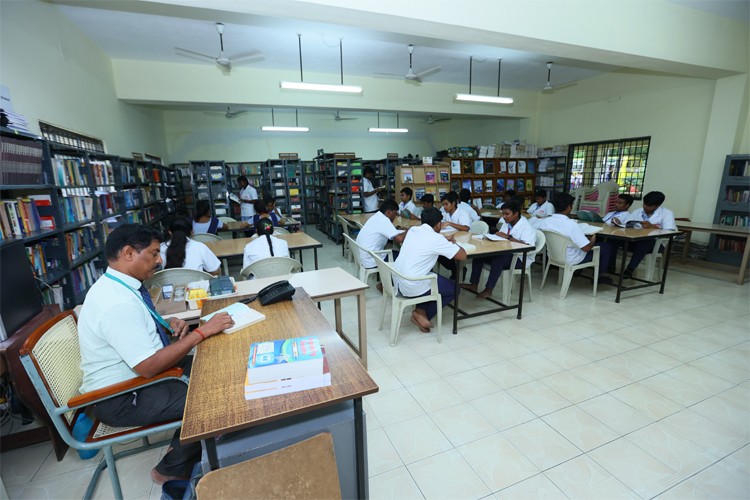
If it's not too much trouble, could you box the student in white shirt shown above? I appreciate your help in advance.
[462,200,537,299]
[602,194,634,226]
[192,200,224,235]
[393,207,467,332]
[458,188,481,222]
[356,199,407,270]
[362,167,384,213]
[620,191,677,277]
[527,190,555,218]
[438,191,472,278]
[242,217,290,271]
[495,189,516,210]
[237,176,258,222]
[398,187,418,218]
[161,217,221,275]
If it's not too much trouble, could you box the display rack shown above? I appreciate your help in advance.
[394,164,450,207]
[707,154,750,266]
[316,153,362,243]
[447,157,538,208]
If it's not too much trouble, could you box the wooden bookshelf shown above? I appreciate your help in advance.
[394,164,450,207]
[447,157,538,208]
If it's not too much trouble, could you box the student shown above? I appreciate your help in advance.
[441,191,472,232]
[458,188,481,222]
[539,193,613,283]
[398,187,418,217]
[602,193,634,226]
[192,200,224,235]
[252,198,283,227]
[362,166,384,213]
[242,217,290,270]
[356,199,407,274]
[420,193,435,210]
[237,176,258,222]
[160,217,221,275]
[495,189,516,209]
[78,224,234,485]
[527,189,555,218]
[620,190,676,277]
[462,200,537,299]
[393,207,467,332]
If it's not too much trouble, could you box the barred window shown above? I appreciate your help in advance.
[568,137,650,199]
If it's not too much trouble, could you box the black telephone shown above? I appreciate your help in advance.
[257,280,296,306]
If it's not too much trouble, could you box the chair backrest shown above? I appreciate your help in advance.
[191,233,222,243]
[218,216,237,224]
[369,251,396,296]
[272,226,290,235]
[240,256,302,280]
[541,230,575,266]
[469,220,489,235]
[343,234,364,270]
[534,229,547,254]
[144,268,215,289]
[337,215,351,236]
[577,181,620,215]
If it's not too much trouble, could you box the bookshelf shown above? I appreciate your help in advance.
[447,157,538,208]
[316,153,363,242]
[535,154,568,199]
[394,164,450,207]
[303,161,321,225]
[706,154,750,266]
[262,159,306,224]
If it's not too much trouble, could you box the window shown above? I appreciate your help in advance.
[39,122,105,153]
[567,136,650,199]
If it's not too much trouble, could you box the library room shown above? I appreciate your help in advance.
[0,1,748,499]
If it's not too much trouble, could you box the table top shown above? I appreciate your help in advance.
[340,213,421,228]
[677,221,750,236]
[452,231,534,256]
[585,222,682,240]
[203,232,322,258]
[181,289,378,443]
[224,220,300,231]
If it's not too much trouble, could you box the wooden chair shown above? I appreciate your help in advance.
[343,234,380,287]
[240,256,302,280]
[19,311,186,500]
[369,250,442,347]
[540,230,600,299]
[191,233,222,243]
[143,268,214,289]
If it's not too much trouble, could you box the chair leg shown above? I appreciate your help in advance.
[559,267,573,299]
[106,446,123,500]
[526,271,533,302]
[435,299,442,344]
[540,262,551,290]
[501,270,512,304]
[379,294,389,331]
[592,261,599,298]
[390,302,403,346]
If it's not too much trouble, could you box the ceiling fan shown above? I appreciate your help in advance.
[333,110,357,121]
[375,44,441,84]
[175,22,263,73]
[426,115,451,125]
[542,61,577,92]
[204,106,249,119]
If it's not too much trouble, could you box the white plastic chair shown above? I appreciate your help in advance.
[337,215,357,262]
[469,220,489,235]
[540,230,600,299]
[499,230,546,303]
[641,237,668,281]
[272,226,290,235]
[369,250,442,347]
[343,234,383,287]
[144,268,214,289]
[191,233,222,243]
[240,256,302,280]
[218,216,237,224]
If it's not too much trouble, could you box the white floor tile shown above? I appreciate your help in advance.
[407,449,490,500]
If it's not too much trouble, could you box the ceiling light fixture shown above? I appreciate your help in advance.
[280,35,362,94]
[261,108,309,132]
[368,112,408,133]
[454,56,513,105]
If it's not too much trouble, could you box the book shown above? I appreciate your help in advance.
[462,179,472,192]
[200,302,266,334]
[244,349,331,400]
[518,161,527,174]
[473,180,483,193]
[439,169,449,183]
[525,179,533,192]
[425,170,436,183]
[508,161,517,174]
[450,160,461,174]
[246,336,324,384]
[474,160,484,174]
[402,168,413,183]
[485,180,493,192]
[516,179,525,192]
[496,179,505,192]
[499,161,507,173]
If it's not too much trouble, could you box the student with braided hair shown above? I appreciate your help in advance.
[160,216,221,275]
[242,217,290,270]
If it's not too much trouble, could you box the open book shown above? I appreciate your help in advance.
[576,223,604,235]
[200,302,266,334]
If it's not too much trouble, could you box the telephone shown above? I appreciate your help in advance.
[258,280,296,306]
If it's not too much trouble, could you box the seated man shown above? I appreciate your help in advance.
[393,207,467,332]
[620,190,676,278]
[398,187,418,218]
[602,193,634,226]
[438,191,472,279]
[77,224,234,484]
[527,189,555,218]
[458,188,481,222]
[495,189,516,210]
[356,199,407,288]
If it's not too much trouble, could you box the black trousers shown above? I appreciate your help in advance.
[92,358,199,478]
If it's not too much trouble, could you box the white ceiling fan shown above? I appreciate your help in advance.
[333,110,357,121]
[204,106,249,119]
[426,115,451,125]
[542,61,577,92]
[175,22,263,73]
[375,44,441,84]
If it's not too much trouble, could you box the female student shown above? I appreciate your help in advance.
[192,200,224,234]
[160,216,221,275]
[252,198,283,227]
[242,217,290,270]
[462,200,537,299]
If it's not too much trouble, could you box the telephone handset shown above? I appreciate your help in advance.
[258,280,296,306]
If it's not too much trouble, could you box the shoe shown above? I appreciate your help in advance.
[623,268,634,279]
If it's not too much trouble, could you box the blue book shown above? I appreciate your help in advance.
[247,336,324,383]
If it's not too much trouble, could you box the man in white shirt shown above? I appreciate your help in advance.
[439,191,472,279]
[602,194,634,226]
[394,207,467,331]
[398,187,418,218]
[78,224,234,485]
[237,176,258,222]
[458,188,481,222]
[362,166,384,213]
[620,191,677,277]
[356,199,406,270]
[495,189,515,210]
[527,190,555,218]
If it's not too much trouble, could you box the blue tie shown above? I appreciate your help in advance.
[139,285,170,347]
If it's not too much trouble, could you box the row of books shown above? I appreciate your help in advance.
[451,159,536,175]
[461,178,533,194]
[65,226,99,261]
[26,238,65,278]
[53,158,90,187]
[715,236,747,253]
[401,168,450,184]
[91,160,115,185]
[61,195,94,225]
[0,196,55,238]
[723,188,750,203]
[728,160,750,177]
[0,109,30,133]
[719,215,750,227]
[413,186,447,200]
[70,260,103,295]
[1,136,44,184]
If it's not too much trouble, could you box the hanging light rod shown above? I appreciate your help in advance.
[454,56,513,105]
[280,35,363,94]
[368,112,408,133]
[262,108,309,132]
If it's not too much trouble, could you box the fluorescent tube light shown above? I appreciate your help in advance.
[454,93,513,104]
[261,126,310,132]
[280,81,363,94]
[368,127,408,134]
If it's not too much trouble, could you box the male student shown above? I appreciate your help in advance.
[398,187,418,217]
[77,224,234,484]
[438,191,472,278]
[527,189,555,218]
[602,193,634,226]
[356,199,407,273]
[539,193,613,284]
[362,166,385,213]
[237,176,258,222]
[495,189,516,209]
[393,207,467,332]
[619,190,676,277]
[458,188,481,222]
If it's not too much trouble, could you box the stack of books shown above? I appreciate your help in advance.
[244,336,331,400]
[0,109,30,133]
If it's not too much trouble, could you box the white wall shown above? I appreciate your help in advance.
[0,1,168,158]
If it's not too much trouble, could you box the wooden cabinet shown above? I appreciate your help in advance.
[447,157,538,208]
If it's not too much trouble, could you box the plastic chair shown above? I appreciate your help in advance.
[19,311,186,500]
[337,215,358,262]
[499,230,546,303]
[343,234,383,287]
[218,216,237,224]
[272,226,290,235]
[369,250,442,347]
[641,237,668,281]
[191,233,222,243]
[540,230,600,299]
[240,256,302,280]
[469,220,489,235]
[143,268,214,289]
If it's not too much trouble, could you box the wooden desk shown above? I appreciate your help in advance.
[224,220,301,234]
[450,231,534,334]
[340,213,421,229]
[204,232,323,275]
[163,268,370,367]
[181,290,378,496]
[677,222,750,285]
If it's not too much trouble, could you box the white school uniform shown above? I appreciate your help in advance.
[527,201,555,217]
[242,235,290,269]
[498,216,537,268]
[459,201,481,222]
[398,200,417,216]
[538,213,591,265]
[362,177,379,212]
[393,224,460,297]
[356,211,403,269]
[239,185,258,218]
[160,239,221,273]
[602,210,631,225]
[628,206,676,230]
[192,219,224,234]
[442,207,472,228]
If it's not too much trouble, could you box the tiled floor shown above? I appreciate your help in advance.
[2,226,748,499]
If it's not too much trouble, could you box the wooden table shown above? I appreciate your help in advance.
[163,268,370,367]
[181,290,378,497]
[340,213,421,229]
[224,219,301,234]
[450,231,534,334]
[204,232,323,275]
[677,221,750,285]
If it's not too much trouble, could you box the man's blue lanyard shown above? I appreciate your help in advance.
[104,273,174,333]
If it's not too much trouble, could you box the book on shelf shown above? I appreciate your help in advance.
[499,161,507,173]
[496,179,505,192]
[402,168,413,183]
[518,161,526,174]
[474,160,484,174]
[485,180,493,192]
[245,345,330,400]
[425,171,436,183]
[485,160,494,174]
[439,169,449,183]
[462,179,472,192]
[415,187,426,200]
[538,158,549,173]
[425,186,437,196]
[506,178,514,192]
[473,180,483,193]
[516,179,525,192]
[450,160,461,174]
[508,161,517,174]
[438,187,448,197]
[525,179,534,192]
[200,302,266,334]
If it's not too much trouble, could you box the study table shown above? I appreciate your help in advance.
[181,290,378,498]
[223,219,301,234]
[340,212,421,229]
[676,221,750,285]
[203,232,322,275]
